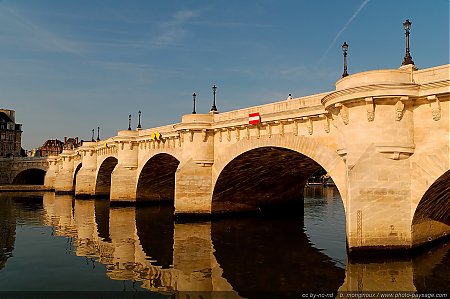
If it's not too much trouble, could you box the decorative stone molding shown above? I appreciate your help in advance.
[395,106,403,121]
[427,95,441,121]
[395,97,407,121]
[256,125,261,139]
[279,121,285,137]
[267,123,272,137]
[336,148,347,161]
[321,115,330,133]
[202,129,207,142]
[376,143,415,160]
[365,97,375,122]
[235,127,240,141]
[179,132,184,143]
[304,117,313,135]
[226,128,231,142]
[218,129,222,142]
[293,120,298,136]
[189,130,194,142]
[245,126,250,140]
[335,103,349,125]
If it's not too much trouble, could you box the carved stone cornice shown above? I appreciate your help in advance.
[322,83,420,110]
[427,95,441,121]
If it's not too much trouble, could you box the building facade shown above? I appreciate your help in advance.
[0,109,22,157]
[38,139,64,157]
[37,137,81,157]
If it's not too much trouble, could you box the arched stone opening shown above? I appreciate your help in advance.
[95,157,118,197]
[212,147,327,213]
[72,163,82,190]
[12,169,46,185]
[412,169,450,246]
[136,153,180,202]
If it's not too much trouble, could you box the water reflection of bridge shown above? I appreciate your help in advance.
[41,193,348,297]
[0,193,448,295]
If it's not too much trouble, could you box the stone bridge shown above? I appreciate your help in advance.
[0,157,48,185]
[44,64,450,252]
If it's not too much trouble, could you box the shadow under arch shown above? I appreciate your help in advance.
[212,135,346,213]
[212,146,341,213]
[136,153,180,202]
[211,215,345,297]
[412,169,450,246]
[12,168,46,185]
[95,157,118,197]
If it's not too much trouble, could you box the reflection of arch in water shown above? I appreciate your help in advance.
[211,216,345,296]
[339,243,450,293]
[94,199,111,242]
[95,157,118,197]
[135,205,174,268]
[12,168,46,185]
[136,153,180,202]
[412,169,450,246]
[212,146,344,214]
[413,243,450,292]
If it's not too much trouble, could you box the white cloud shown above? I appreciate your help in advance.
[153,9,201,46]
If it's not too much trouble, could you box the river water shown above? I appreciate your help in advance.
[0,187,448,298]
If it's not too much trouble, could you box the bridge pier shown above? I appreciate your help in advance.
[175,161,214,215]
[174,114,215,215]
[75,142,97,197]
[322,67,449,252]
[54,150,76,194]
[44,157,58,190]
[110,130,139,204]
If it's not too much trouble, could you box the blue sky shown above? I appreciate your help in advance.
[0,0,448,149]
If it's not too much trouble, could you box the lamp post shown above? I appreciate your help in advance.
[192,93,197,114]
[342,42,349,78]
[402,19,414,66]
[91,129,95,142]
[137,110,142,129]
[210,85,217,112]
[128,114,131,130]
[97,126,100,141]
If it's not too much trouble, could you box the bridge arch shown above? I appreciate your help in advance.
[72,162,82,189]
[412,169,450,245]
[95,157,118,197]
[136,153,180,202]
[12,168,47,185]
[211,134,346,212]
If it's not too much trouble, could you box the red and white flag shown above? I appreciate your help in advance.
[248,112,261,124]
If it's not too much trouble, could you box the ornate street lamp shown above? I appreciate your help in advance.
[342,42,349,78]
[137,110,142,129]
[97,126,100,141]
[402,19,414,66]
[210,85,218,112]
[128,114,132,130]
[91,129,95,142]
[192,93,197,114]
